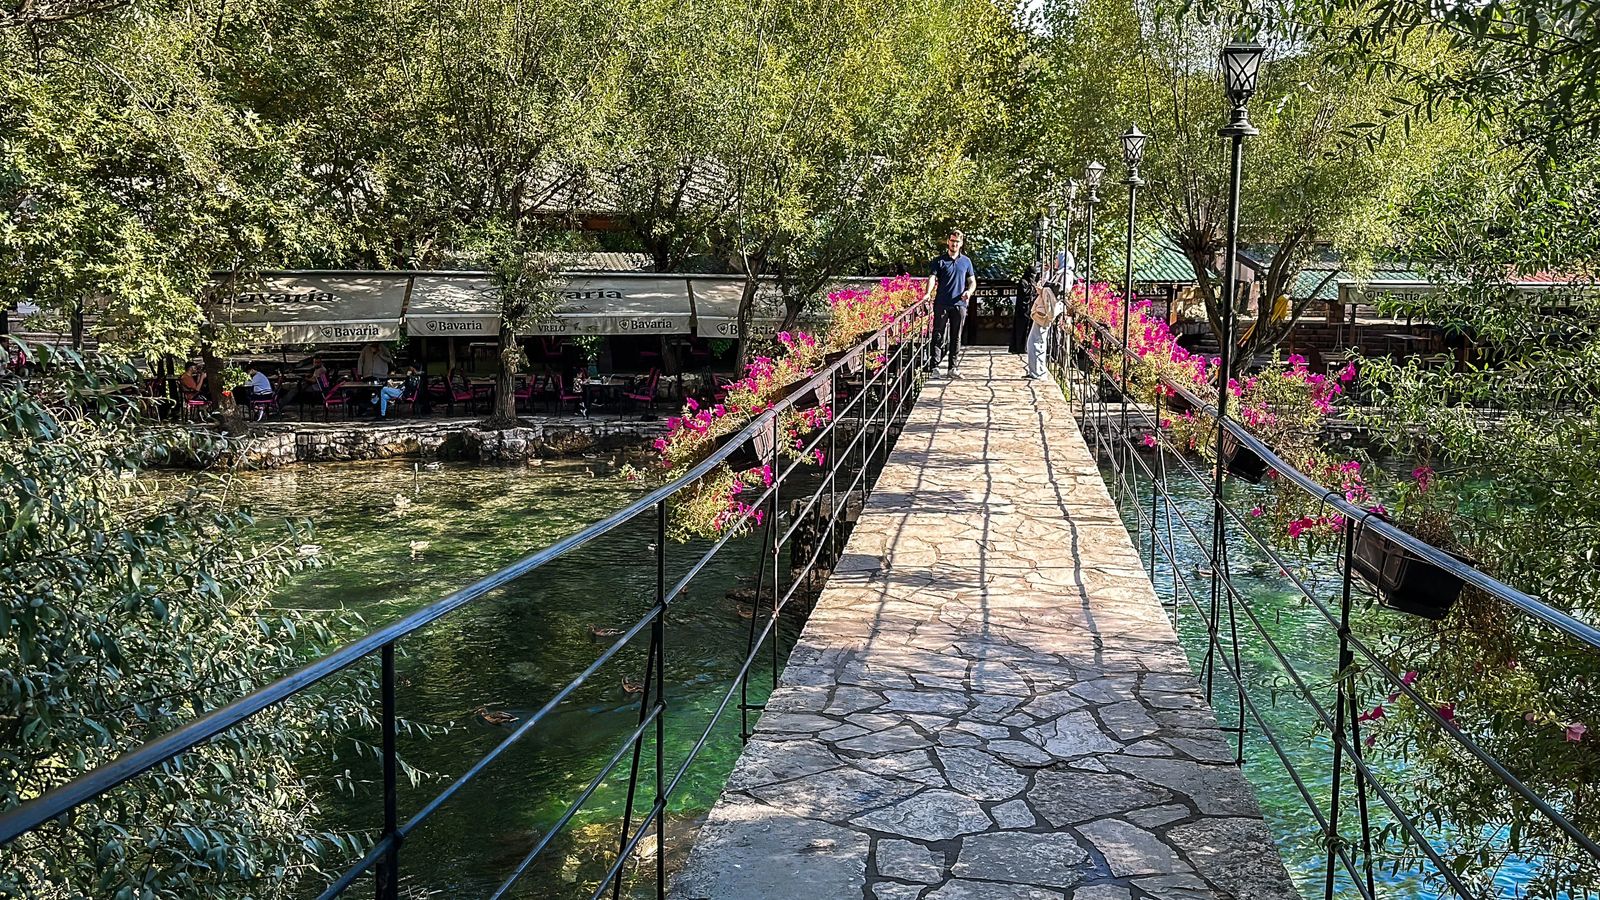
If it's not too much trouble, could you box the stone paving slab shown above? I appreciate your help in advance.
[670,348,1299,900]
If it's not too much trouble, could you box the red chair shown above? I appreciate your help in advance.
[550,374,585,415]
[320,381,354,420]
[514,374,546,414]
[624,368,661,413]
[249,391,281,422]
[182,390,213,422]
[429,380,477,414]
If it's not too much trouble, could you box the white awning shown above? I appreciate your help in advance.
[406,276,501,337]
[529,276,693,336]
[225,273,407,344]
[689,277,848,338]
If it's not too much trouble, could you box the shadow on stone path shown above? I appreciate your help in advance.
[669,347,1300,900]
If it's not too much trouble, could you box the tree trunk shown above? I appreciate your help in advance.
[733,271,761,373]
[490,324,519,426]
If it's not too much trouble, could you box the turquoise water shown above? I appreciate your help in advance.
[208,437,1576,899]
[1097,450,1556,900]
[221,458,818,898]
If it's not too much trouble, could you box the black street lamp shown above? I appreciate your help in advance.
[1119,125,1146,444]
[1060,180,1080,293]
[1202,38,1263,716]
[1082,161,1105,295]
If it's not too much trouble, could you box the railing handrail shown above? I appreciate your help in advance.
[0,298,931,848]
[1074,312,1600,654]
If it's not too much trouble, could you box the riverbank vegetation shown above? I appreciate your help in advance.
[0,347,376,897]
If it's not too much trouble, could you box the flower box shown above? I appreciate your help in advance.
[1220,432,1268,483]
[711,425,777,470]
[773,377,831,412]
[825,348,864,375]
[1351,522,1468,620]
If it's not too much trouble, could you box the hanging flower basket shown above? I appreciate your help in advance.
[1220,432,1268,483]
[1351,520,1469,620]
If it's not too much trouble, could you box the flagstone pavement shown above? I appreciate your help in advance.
[669,347,1301,900]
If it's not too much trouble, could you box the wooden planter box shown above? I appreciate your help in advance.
[1220,433,1268,483]
[773,378,832,412]
[1160,390,1194,415]
[825,348,864,375]
[1351,523,1468,620]
[711,425,777,471]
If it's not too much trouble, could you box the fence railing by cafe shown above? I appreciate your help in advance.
[0,302,933,899]
[1048,308,1600,898]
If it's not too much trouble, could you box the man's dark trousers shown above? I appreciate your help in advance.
[930,301,967,372]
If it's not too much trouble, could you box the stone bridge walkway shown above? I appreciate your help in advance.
[670,347,1299,900]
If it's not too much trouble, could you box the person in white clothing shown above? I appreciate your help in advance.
[1025,278,1062,380]
[357,342,392,379]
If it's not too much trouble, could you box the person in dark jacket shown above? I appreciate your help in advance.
[1010,266,1038,354]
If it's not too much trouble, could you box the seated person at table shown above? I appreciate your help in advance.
[239,364,275,412]
[372,368,420,417]
[449,367,470,392]
[302,356,330,395]
[179,362,206,398]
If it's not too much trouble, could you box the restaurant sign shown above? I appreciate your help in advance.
[529,277,694,335]
[228,274,408,344]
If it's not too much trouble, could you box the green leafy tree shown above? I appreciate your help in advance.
[0,342,374,897]
[1038,0,1472,358]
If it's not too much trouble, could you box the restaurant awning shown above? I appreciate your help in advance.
[529,276,694,336]
[407,276,501,338]
[688,277,862,338]
[224,273,408,344]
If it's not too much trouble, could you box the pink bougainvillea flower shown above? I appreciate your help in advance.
[1411,466,1434,492]
[1357,704,1386,723]
[1249,506,1263,518]
[1437,703,1457,726]
[1142,434,1157,447]
[1566,722,1588,742]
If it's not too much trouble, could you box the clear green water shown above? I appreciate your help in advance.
[218,459,807,898]
[1100,451,1548,900]
[206,442,1560,899]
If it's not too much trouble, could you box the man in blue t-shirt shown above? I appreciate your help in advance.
[924,229,976,376]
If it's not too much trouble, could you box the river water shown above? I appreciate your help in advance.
[222,458,808,898]
[215,447,1560,899]
[1099,450,1551,900]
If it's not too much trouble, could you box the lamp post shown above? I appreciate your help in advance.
[1082,160,1105,448]
[1118,125,1146,449]
[1060,180,1079,293]
[1082,162,1105,294]
[1203,38,1263,718]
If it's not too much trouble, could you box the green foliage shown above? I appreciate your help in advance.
[1036,0,1477,355]
[0,342,373,897]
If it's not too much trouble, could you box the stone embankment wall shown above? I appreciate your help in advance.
[155,417,666,469]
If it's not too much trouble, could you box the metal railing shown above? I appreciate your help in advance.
[0,302,933,898]
[1048,307,1600,898]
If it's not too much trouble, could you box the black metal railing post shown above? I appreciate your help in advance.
[652,499,667,899]
[376,642,399,900]
[769,413,782,687]
[1149,390,1162,582]
[1325,517,1357,900]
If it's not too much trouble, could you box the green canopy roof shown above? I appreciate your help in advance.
[1107,231,1197,284]
[1291,266,1426,301]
